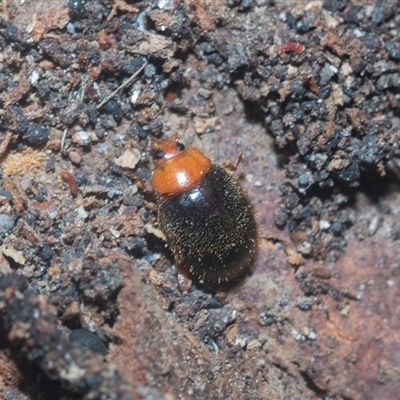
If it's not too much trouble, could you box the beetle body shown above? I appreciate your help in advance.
[151,138,256,285]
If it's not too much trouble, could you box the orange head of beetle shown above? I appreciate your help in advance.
[151,137,212,199]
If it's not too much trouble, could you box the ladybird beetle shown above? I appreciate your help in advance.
[151,137,257,285]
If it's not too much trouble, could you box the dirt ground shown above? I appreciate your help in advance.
[0,0,399,399]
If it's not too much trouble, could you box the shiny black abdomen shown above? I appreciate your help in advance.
[159,163,257,285]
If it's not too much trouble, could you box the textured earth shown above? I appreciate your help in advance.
[0,1,399,399]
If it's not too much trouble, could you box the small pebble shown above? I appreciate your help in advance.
[77,205,88,219]
[144,63,156,78]
[198,88,213,99]
[297,241,312,255]
[319,64,338,85]
[130,123,147,140]
[69,329,107,355]
[104,100,123,124]
[385,40,400,61]
[319,220,331,230]
[115,148,141,169]
[68,0,87,18]
[23,123,49,145]
[69,151,82,165]
[177,273,192,292]
[0,190,13,201]
[298,174,309,187]
[124,56,147,75]
[39,244,54,261]
[296,297,313,311]
[0,214,15,234]
[67,22,76,34]
[74,130,91,146]
[308,331,317,340]
[20,178,31,191]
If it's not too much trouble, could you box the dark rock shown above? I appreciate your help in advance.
[68,0,87,19]
[22,123,49,145]
[104,100,123,124]
[70,329,107,355]
[385,41,400,61]
[0,214,15,235]
[336,161,360,182]
[39,244,54,261]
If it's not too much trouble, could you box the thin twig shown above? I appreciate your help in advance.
[97,60,148,110]
[61,128,68,150]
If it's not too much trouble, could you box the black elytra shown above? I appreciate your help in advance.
[158,163,257,285]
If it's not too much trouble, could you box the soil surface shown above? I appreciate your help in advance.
[0,1,399,399]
